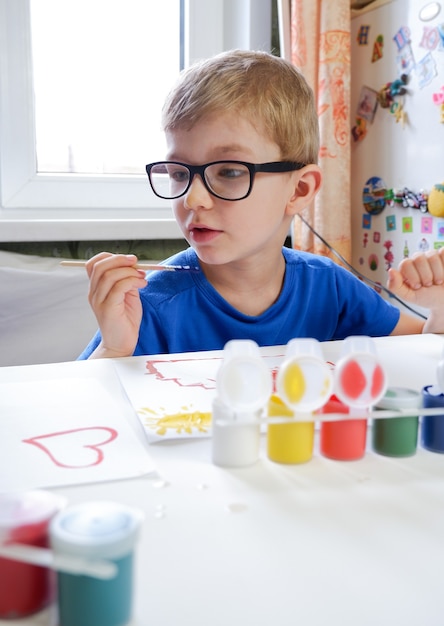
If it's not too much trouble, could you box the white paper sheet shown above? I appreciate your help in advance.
[0,360,155,492]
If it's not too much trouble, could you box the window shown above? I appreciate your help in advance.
[0,0,272,241]
[31,0,181,177]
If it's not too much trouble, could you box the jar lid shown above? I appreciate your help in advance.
[216,340,272,413]
[376,387,421,410]
[50,501,144,559]
[334,336,387,409]
[276,338,333,412]
[0,490,66,543]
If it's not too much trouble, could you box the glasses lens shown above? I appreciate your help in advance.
[205,162,251,200]
[149,162,190,199]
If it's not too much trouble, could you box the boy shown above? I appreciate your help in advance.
[79,50,444,360]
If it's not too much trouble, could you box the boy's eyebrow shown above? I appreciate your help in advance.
[166,144,256,162]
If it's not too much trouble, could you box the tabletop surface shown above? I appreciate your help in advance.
[1,334,444,626]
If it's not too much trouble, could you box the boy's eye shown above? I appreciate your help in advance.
[214,163,248,179]
[169,169,189,183]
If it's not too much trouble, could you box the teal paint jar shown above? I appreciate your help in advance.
[373,387,419,457]
[50,501,143,626]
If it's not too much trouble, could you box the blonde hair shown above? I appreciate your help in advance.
[162,49,319,164]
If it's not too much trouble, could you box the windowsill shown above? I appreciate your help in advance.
[0,211,183,242]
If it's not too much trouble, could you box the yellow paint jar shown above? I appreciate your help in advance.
[267,394,314,464]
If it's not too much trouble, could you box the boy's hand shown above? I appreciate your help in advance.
[387,249,444,333]
[86,252,147,358]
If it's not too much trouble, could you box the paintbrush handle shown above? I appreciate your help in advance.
[59,260,198,272]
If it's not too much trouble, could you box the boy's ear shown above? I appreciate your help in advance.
[286,165,322,216]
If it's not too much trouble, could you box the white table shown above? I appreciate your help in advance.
[2,335,444,626]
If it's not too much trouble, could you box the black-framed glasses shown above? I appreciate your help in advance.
[145,160,306,201]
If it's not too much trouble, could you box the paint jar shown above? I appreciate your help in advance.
[212,398,261,467]
[319,394,368,461]
[0,490,65,619]
[372,387,420,457]
[421,385,444,453]
[268,338,333,464]
[50,501,144,626]
[267,394,315,464]
[212,339,272,467]
[324,336,387,461]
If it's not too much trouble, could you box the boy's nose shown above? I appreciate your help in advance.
[184,174,213,210]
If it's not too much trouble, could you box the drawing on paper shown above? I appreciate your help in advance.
[23,427,118,468]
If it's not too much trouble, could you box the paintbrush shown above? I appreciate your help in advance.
[60,260,199,272]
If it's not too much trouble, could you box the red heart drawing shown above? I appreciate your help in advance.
[22,427,118,468]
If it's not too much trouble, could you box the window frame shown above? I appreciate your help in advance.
[0,0,271,242]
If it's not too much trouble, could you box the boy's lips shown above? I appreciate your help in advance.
[187,223,222,243]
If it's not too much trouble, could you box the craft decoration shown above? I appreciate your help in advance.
[419,2,442,21]
[432,86,444,123]
[428,183,444,217]
[376,73,408,109]
[416,52,437,89]
[420,25,440,50]
[393,26,411,51]
[357,24,370,45]
[383,240,394,270]
[351,116,368,141]
[372,34,384,61]
[352,86,378,141]
[362,176,388,215]
[385,187,429,212]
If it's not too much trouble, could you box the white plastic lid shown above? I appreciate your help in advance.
[334,336,387,408]
[276,338,333,412]
[50,501,144,560]
[216,340,272,413]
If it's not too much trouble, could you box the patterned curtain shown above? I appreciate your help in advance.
[291,0,351,263]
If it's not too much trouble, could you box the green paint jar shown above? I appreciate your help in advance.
[372,387,419,457]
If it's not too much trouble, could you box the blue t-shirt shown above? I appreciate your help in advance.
[78,247,400,359]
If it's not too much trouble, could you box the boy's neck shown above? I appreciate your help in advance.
[201,249,287,316]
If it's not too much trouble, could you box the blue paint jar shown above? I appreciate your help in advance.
[421,385,444,453]
[50,501,143,626]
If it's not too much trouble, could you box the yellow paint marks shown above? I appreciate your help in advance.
[138,405,211,435]
[282,363,306,405]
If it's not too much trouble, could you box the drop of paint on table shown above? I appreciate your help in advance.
[152,479,170,489]
[226,502,248,513]
[154,504,167,519]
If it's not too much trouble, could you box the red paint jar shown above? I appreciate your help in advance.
[320,395,368,460]
[0,491,65,619]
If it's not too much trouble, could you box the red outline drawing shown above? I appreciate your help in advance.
[22,427,118,469]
